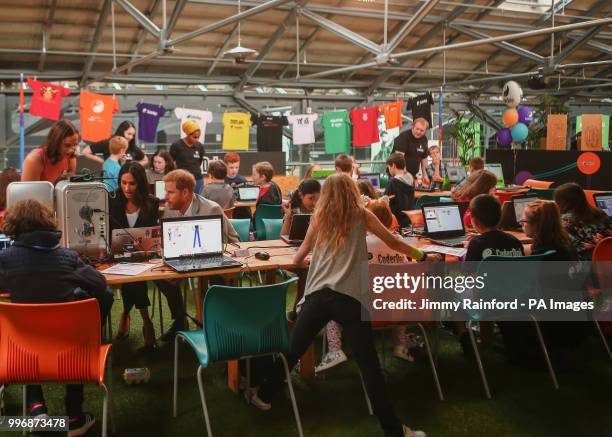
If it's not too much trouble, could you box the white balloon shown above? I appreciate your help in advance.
[502,81,523,108]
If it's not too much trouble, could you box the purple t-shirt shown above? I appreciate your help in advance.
[137,103,166,142]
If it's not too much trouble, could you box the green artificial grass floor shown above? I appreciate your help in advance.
[3,280,612,437]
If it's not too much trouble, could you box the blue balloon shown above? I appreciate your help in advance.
[511,122,529,142]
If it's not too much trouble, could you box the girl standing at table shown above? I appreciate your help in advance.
[252,173,433,437]
[109,162,160,350]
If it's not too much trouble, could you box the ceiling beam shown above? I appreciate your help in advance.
[38,0,58,72]
[125,0,160,74]
[165,0,188,40]
[299,8,381,55]
[466,102,502,131]
[168,0,292,47]
[385,0,442,54]
[114,0,161,39]
[206,23,240,76]
[554,14,612,64]
[80,0,112,86]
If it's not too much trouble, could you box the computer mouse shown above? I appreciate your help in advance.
[255,251,271,261]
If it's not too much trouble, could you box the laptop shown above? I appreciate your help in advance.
[358,173,381,189]
[422,202,466,247]
[280,214,311,245]
[111,226,162,256]
[499,194,539,230]
[484,163,505,188]
[6,181,54,210]
[445,165,467,185]
[161,215,242,273]
[237,186,260,201]
[594,193,612,218]
[155,180,166,200]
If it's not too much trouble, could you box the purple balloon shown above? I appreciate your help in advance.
[497,128,513,147]
[517,105,534,125]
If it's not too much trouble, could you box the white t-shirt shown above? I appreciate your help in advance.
[126,209,140,228]
[287,114,318,145]
[174,108,213,143]
[366,234,410,265]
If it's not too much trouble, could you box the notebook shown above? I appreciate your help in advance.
[484,163,505,188]
[422,202,466,247]
[280,214,312,245]
[237,186,260,201]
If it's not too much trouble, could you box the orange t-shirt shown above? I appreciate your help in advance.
[379,100,404,130]
[80,91,119,142]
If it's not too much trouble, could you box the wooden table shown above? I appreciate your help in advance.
[414,190,452,198]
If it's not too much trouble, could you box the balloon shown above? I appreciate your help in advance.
[502,109,519,127]
[511,122,529,142]
[496,128,512,147]
[517,105,534,124]
[502,80,523,107]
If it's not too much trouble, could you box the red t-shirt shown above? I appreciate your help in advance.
[27,78,71,121]
[258,185,270,202]
[350,106,380,147]
[80,91,120,142]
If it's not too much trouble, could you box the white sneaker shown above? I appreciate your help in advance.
[393,346,414,362]
[315,350,348,373]
[403,425,427,437]
[244,387,271,411]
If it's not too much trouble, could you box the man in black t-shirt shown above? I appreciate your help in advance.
[392,117,430,184]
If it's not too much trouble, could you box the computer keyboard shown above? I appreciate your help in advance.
[430,237,466,247]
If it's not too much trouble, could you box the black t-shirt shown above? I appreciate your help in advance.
[169,139,205,179]
[90,138,145,162]
[465,230,524,262]
[392,130,429,177]
[406,92,434,127]
[252,115,288,151]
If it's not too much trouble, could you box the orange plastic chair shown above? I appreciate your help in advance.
[403,210,425,228]
[522,179,553,189]
[0,299,113,436]
[584,190,604,207]
[223,207,235,219]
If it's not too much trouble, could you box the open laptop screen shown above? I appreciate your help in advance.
[484,163,505,188]
[513,195,539,222]
[237,186,260,201]
[162,216,223,259]
[594,193,612,218]
[423,204,464,234]
[445,165,467,184]
[358,173,381,189]
[155,180,166,200]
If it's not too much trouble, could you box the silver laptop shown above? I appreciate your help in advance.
[6,181,54,210]
[161,215,242,273]
[422,202,466,247]
[237,186,260,201]
[111,226,162,255]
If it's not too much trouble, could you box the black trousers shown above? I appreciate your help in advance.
[154,279,184,320]
[120,281,151,313]
[258,288,404,437]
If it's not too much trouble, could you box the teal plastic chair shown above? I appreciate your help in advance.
[463,251,557,398]
[253,204,284,240]
[229,218,251,242]
[527,188,554,200]
[173,278,303,437]
[262,218,283,240]
[415,195,452,209]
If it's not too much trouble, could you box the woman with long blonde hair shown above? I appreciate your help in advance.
[253,173,431,437]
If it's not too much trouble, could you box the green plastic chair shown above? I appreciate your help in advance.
[262,218,283,240]
[462,251,557,398]
[173,278,303,437]
[229,218,251,242]
[415,195,453,209]
[527,188,554,200]
[253,204,283,240]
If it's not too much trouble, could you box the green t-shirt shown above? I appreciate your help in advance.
[321,111,351,154]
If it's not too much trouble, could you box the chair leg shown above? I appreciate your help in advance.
[417,323,444,401]
[531,316,559,390]
[106,351,116,435]
[155,285,164,335]
[100,383,108,437]
[278,354,304,437]
[594,320,612,361]
[358,370,373,415]
[106,312,113,342]
[467,321,491,399]
[196,366,213,437]
[173,336,181,418]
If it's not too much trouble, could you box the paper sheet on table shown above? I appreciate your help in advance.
[101,263,154,276]
[420,244,467,258]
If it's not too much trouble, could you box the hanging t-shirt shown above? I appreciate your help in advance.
[350,106,379,148]
[321,111,351,154]
[379,100,403,130]
[406,92,434,127]
[174,107,212,143]
[79,91,119,142]
[222,112,252,150]
[27,78,71,121]
[287,114,318,145]
[136,102,166,142]
[252,114,288,151]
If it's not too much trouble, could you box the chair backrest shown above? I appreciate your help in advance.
[262,218,283,240]
[229,218,251,242]
[415,195,452,209]
[584,190,603,207]
[203,278,298,362]
[593,237,612,262]
[522,179,553,189]
[405,210,424,227]
[253,204,284,240]
[527,188,554,200]
[224,207,235,219]
[0,299,102,383]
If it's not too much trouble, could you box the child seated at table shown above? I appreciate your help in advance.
[201,160,234,210]
[451,169,497,228]
[281,178,320,236]
[384,152,415,229]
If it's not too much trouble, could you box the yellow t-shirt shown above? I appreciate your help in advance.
[222,112,252,150]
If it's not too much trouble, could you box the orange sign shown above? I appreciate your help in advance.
[580,114,603,151]
[546,114,567,150]
[577,152,601,175]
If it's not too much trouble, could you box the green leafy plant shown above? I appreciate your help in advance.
[450,109,480,167]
